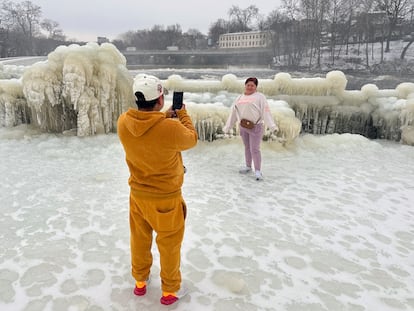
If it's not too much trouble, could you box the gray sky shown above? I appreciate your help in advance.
[33,0,282,42]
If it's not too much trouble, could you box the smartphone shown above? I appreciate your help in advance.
[172,91,184,110]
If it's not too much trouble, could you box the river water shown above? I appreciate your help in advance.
[2,56,412,90]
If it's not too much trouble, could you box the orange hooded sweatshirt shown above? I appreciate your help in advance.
[117,108,197,197]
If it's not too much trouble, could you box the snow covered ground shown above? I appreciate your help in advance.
[1,125,413,311]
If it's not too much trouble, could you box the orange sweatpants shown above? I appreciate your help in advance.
[129,189,186,293]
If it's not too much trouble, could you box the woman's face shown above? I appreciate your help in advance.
[244,81,257,95]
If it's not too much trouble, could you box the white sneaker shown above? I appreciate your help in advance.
[239,166,251,174]
[255,170,263,181]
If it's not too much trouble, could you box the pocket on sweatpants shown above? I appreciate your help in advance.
[182,200,187,220]
[153,202,184,232]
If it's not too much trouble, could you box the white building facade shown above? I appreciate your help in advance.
[218,31,271,49]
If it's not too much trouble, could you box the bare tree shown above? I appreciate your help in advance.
[264,10,287,62]
[228,5,259,32]
[41,18,65,41]
[183,28,206,50]
[279,0,302,19]
[325,0,350,65]
[300,0,331,68]
[0,1,14,57]
[375,0,413,52]
[400,34,414,58]
[208,18,228,46]
[12,0,41,53]
[117,24,185,50]
[265,8,309,67]
[275,0,308,66]
[2,0,42,55]
[165,24,183,47]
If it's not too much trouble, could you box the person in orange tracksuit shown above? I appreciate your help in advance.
[117,74,197,305]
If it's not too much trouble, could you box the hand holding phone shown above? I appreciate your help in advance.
[172,91,184,110]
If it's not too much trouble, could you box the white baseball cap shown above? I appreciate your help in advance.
[133,74,165,101]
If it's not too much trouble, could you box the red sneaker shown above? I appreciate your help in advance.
[160,294,178,305]
[133,280,147,296]
[160,286,188,305]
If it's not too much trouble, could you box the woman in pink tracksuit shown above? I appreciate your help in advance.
[223,77,277,180]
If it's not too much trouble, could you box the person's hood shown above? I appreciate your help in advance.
[123,109,165,137]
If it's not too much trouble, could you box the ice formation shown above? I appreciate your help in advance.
[19,42,135,136]
[0,63,26,79]
[0,79,27,128]
[1,46,414,145]
[162,71,414,145]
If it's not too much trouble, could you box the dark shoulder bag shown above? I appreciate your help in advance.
[240,119,255,129]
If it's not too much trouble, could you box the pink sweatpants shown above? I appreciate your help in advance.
[240,123,263,171]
